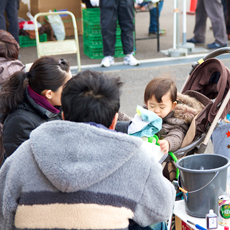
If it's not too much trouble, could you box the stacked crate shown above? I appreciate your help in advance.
[83,8,126,59]
[19,34,47,48]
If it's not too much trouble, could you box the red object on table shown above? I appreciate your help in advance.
[182,220,193,230]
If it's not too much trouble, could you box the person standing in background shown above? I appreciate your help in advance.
[149,1,164,36]
[99,0,139,67]
[0,0,20,44]
[82,0,94,8]
[187,0,227,49]
[135,0,165,36]
[222,0,230,40]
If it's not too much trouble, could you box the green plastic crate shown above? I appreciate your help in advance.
[83,33,122,47]
[83,21,121,35]
[19,33,47,48]
[84,43,125,59]
[83,8,100,22]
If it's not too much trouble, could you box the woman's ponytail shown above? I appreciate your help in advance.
[0,71,28,122]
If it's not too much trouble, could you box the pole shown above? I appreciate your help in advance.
[182,0,186,44]
[173,0,177,49]
[168,0,188,57]
[176,0,179,48]
[178,0,195,52]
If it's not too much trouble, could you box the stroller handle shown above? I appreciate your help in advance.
[203,47,230,60]
[189,47,230,75]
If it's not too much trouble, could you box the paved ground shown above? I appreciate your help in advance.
[19,0,230,153]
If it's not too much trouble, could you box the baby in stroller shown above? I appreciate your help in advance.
[117,76,204,154]
[117,76,204,230]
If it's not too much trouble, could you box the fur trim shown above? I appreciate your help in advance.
[174,93,205,124]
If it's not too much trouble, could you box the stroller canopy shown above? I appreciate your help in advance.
[182,58,230,124]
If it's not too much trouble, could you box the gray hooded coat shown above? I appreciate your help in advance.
[0,120,175,230]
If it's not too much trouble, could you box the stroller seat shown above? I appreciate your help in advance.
[160,90,213,163]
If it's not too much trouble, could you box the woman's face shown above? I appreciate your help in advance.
[48,70,72,106]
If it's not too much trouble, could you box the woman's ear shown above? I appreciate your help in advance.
[42,89,52,100]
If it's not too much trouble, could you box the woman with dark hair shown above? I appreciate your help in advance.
[0,56,72,159]
[0,30,25,84]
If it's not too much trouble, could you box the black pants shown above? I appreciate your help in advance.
[100,0,134,56]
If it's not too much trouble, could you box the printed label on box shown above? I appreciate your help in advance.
[182,220,193,230]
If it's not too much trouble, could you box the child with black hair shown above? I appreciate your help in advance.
[128,76,204,153]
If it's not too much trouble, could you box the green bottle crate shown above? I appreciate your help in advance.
[83,43,125,59]
[83,21,121,35]
[19,33,47,48]
[83,33,122,47]
[83,8,100,22]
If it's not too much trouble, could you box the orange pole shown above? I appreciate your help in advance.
[187,0,197,15]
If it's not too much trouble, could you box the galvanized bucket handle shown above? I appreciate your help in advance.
[178,171,219,194]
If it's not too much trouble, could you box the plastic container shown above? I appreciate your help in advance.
[19,33,47,48]
[176,154,230,218]
[206,209,218,229]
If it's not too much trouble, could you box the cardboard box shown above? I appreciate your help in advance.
[175,216,194,230]
[29,0,83,36]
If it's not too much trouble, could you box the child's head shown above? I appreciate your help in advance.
[144,76,177,118]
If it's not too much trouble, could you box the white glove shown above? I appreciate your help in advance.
[90,0,99,7]
[135,0,143,4]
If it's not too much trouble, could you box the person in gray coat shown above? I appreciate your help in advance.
[0,70,175,230]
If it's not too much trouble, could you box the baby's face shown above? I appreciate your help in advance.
[146,91,177,119]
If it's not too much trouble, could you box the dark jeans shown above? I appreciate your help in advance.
[149,1,164,33]
[0,0,19,43]
[138,1,164,33]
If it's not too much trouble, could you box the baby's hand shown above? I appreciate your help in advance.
[158,140,169,154]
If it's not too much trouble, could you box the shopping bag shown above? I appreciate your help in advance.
[47,11,65,41]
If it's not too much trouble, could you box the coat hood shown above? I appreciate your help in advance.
[29,120,143,192]
[173,92,205,124]
[0,57,25,84]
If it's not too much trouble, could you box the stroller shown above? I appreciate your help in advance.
[160,47,230,172]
